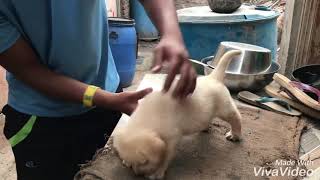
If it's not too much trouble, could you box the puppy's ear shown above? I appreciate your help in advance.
[136,134,166,165]
[148,134,167,164]
[152,136,166,156]
[136,150,148,165]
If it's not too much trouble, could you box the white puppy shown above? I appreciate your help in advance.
[113,50,242,179]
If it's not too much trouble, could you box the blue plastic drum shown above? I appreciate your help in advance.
[108,17,137,87]
[130,0,159,40]
[177,5,279,61]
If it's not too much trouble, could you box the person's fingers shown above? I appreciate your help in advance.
[152,47,164,73]
[190,69,197,93]
[179,51,193,98]
[126,105,137,115]
[134,88,153,100]
[163,58,183,92]
[173,62,191,98]
[182,67,197,97]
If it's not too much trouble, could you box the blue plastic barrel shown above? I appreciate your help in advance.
[130,0,159,40]
[177,6,279,61]
[108,18,137,88]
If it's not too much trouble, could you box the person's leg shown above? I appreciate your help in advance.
[3,87,123,180]
[63,86,123,176]
[66,107,122,176]
[2,105,72,180]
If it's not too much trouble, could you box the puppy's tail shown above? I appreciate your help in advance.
[209,50,242,82]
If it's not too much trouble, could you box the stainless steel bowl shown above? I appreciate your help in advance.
[203,58,281,92]
[211,41,272,74]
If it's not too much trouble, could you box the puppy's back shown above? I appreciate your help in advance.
[129,87,215,136]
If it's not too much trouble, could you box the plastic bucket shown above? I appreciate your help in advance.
[108,17,137,87]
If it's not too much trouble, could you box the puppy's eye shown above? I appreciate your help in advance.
[140,159,148,165]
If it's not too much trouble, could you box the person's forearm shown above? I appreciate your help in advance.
[0,37,117,109]
[11,62,117,109]
[139,0,183,40]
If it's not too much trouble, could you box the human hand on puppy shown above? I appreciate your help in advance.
[152,35,197,99]
[139,0,197,99]
[94,88,153,116]
[115,88,153,115]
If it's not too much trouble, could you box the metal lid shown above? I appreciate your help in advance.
[177,5,279,23]
[108,17,135,25]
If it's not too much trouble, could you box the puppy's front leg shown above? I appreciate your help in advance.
[148,139,178,180]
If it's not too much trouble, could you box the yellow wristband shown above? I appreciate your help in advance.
[83,85,100,107]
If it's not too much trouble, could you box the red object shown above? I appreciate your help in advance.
[290,81,320,103]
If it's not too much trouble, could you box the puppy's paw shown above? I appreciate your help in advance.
[225,131,241,142]
[147,170,165,180]
[122,160,131,167]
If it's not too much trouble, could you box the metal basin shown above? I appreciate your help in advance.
[203,58,280,92]
[210,42,272,74]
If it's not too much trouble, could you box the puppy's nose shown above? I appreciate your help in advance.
[122,160,131,167]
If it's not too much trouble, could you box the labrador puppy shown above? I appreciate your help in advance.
[113,50,242,179]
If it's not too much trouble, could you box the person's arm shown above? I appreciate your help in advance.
[139,0,197,99]
[0,37,151,115]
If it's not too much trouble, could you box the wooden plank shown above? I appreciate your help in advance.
[296,0,319,68]
[279,0,320,76]
[278,0,296,75]
[309,6,320,64]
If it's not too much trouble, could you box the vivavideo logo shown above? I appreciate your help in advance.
[254,159,314,177]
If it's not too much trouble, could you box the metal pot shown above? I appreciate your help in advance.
[202,56,280,92]
[210,41,272,74]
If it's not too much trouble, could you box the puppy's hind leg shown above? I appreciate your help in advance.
[224,110,242,142]
[218,97,242,142]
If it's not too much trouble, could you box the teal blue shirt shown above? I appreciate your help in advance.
[0,0,120,117]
